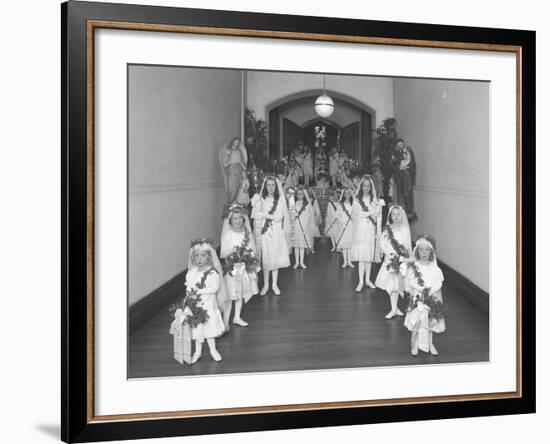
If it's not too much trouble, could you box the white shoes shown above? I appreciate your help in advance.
[272,285,281,295]
[293,263,299,270]
[385,310,396,320]
[260,286,269,296]
[191,352,202,364]
[396,308,404,316]
[355,282,364,292]
[366,281,376,289]
[210,349,222,362]
[300,263,307,269]
[233,318,248,327]
[429,343,439,356]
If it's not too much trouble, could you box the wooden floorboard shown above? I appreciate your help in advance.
[128,239,489,378]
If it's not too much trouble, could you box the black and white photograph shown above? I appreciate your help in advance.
[127,66,490,378]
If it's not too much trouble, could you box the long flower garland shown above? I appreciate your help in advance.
[340,201,352,220]
[357,197,377,226]
[403,262,447,322]
[261,196,279,235]
[384,226,411,274]
[169,268,212,328]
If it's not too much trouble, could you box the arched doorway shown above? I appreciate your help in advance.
[266,89,375,172]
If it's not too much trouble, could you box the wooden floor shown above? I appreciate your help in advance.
[128,239,489,378]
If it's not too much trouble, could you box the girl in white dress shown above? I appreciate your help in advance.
[328,146,339,187]
[351,175,383,292]
[324,189,341,252]
[306,187,322,253]
[302,145,314,186]
[252,176,291,295]
[375,205,412,319]
[283,158,301,190]
[184,239,226,363]
[250,192,263,260]
[403,236,446,356]
[289,187,312,269]
[335,188,355,268]
[220,205,260,328]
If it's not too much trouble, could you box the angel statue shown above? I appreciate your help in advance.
[219,137,248,205]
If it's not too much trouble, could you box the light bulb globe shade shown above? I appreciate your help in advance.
[315,94,335,118]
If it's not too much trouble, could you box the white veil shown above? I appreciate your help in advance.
[354,174,379,201]
[259,176,292,254]
[413,235,438,265]
[220,204,256,259]
[187,238,228,310]
[386,204,412,254]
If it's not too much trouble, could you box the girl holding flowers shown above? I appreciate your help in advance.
[375,205,412,319]
[403,235,446,356]
[220,205,260,328]
[182,239,226,363]
[351,175,383,291]
[251,176,291,295]
[335,187,355,268]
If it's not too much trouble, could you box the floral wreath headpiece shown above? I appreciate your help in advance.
[415,234,437,251]
[190,237,215,250]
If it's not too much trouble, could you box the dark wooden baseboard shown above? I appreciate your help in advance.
[438,260,489,316]
[129,269,187,335]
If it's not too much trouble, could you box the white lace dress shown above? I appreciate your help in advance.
[403,262,446,352]
[220,229,259,303]
[375,226,412,295]
[335,202,354,250]
[185,268,225,341]
[290,200,311,249]
[350,198,380,262]
[257,196,291,271]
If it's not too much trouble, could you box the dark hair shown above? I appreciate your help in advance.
[357,179,373,202]
[261,177,280,199]
[396,138,404,145]
[414,246,435,262]
[340,188,354,204]
[295,188,306,200]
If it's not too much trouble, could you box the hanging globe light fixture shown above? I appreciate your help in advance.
[315,75,335,118]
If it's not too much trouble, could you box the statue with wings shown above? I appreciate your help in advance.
[219,137,248,205]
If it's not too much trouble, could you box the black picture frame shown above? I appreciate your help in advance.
[61,1,536,442]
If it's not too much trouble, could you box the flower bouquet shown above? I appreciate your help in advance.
[403,287,447,322]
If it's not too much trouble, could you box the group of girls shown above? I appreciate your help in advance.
[174,204,262,364]
[176,175,445,364]
[325,174,446,355]
[324,175,383,291]
[377,212,446,356]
